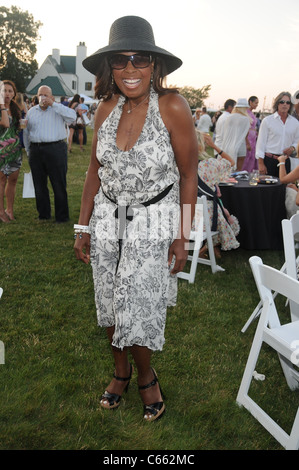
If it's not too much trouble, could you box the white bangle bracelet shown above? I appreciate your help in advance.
[277,162,285,167]
[74,224,90,237]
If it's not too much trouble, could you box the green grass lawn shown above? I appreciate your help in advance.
[0,128,297,450]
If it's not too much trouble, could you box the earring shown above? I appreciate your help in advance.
[111,75,114,85]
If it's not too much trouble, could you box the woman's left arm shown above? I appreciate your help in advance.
[160,93,199,274]
[278,154,299,184]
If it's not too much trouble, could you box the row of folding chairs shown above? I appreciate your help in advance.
[237,213,299,450]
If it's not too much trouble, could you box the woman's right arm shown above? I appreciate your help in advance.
[0,108,10,128]
[203,133,235,166]
[74,101,110,264]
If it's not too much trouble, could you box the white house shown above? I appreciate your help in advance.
[26,42,96,101]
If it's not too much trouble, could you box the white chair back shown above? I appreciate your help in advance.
[177,195,224,283]
[237,256,299,450]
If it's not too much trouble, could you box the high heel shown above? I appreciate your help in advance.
[138,368,165,422]
[100,364,133,410]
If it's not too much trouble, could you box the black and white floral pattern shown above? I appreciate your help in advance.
[89,88,180,351]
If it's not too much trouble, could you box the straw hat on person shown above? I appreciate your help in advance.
[83,16,182,76]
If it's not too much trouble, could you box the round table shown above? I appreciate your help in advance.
[219,179,286,250]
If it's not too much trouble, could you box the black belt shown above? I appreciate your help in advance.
[102,184,174,223]
[31,140,65,147]
[102,184,174,265]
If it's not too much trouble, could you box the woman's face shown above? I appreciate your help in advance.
[111,51,153,98]
[250,99,259,110]
[4,84,15,106]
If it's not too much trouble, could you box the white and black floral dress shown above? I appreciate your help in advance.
[89,88,180,351]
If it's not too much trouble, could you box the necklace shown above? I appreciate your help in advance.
[127,94,149,114]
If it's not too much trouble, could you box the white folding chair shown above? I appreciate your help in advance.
[0,288,2,299]
[241,213,299,333]
[177,195,225,283]
[282,213,299,322]
[237,256,299,450]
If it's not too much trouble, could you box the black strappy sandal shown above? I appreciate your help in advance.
[138,368,165,422]
[100,364,133,410]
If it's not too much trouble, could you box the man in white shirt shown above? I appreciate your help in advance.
[197,107,212,133]
[214,99,236,155]
[24,85,76,222]
[256,92,299,177]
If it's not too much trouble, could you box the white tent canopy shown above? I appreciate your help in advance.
[68,94,98,105]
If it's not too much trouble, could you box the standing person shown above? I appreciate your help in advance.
[0,80,22,222]
[67,94,83,153]
[74,15,198,422]
[256,91,299,177]
[23,86,76,222]
[197,106,212,133]
[214,99,236,155]
[221,98,250,170]
[242,96,259,172]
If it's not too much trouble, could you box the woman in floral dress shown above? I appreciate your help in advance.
[197,132,240,255]
[74,16,198,422]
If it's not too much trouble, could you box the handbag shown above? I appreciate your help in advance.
[76,116,84,125]
[82,113,90,125]
[22,171,36,198]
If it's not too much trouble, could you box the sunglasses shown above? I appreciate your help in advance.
[279,100,291,105]
[109,53,152,70]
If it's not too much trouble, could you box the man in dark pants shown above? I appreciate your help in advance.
[24,86,76,222]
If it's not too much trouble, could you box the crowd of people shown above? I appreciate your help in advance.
[2,14,299,424]
[195,91,299,218]
[0,82,97,223]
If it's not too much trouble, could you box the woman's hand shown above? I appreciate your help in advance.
[168,238,189,275]
[203,133,214,148]
[74,234,91,264]
[278,154,288,163]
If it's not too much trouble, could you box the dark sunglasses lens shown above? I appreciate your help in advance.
[133,55,151,68]
[279,100,291,104]
[110,55,128,69]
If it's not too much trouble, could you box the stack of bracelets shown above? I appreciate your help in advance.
[74,224,90,239]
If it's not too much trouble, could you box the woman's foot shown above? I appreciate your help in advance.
[100,364,133,409]
[5,210,15,221]
[138,368,165,422]
[0,212,10,223]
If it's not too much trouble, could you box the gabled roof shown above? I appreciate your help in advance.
[26,76,73,97]
[52,56,76,74]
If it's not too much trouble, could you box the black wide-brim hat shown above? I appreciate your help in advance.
[82,15,182,76]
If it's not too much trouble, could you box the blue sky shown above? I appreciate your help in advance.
[3,0,299,110]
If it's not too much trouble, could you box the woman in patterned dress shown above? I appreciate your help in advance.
[0,80,22,222]
[74,16,198,421]
[197,132,240,257]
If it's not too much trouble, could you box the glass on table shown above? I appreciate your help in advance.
[249,170,259,185]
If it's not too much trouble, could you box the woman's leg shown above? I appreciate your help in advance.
[130,345,164,410]
[78,129,84,151]
[68,128,74,152]
[5,169,20,220]
[0,171,9,222]
[237,156,245,171]
[102,326,131,399]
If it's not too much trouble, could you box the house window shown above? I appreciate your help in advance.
[85,82,92,91]
[72,81,76,90]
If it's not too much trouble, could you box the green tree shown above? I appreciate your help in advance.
[0,5,42,92]
[178,85,211,109]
